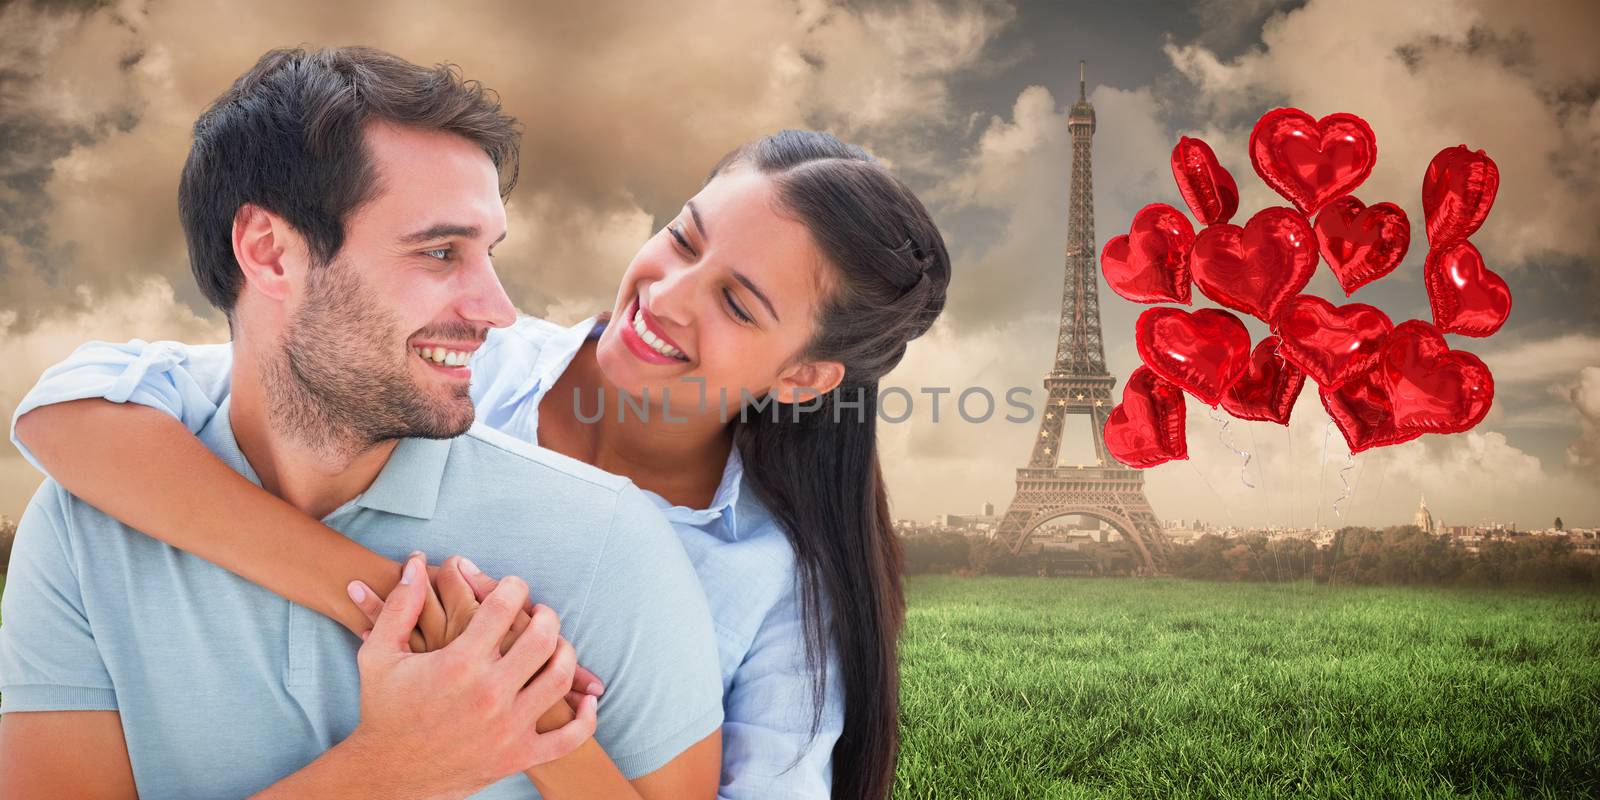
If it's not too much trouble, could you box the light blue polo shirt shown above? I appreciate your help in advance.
[0,396,724,798]
[9,328,850,798]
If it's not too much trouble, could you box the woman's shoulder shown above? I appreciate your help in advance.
[697,492,804,611]
[469,314,599,438]
[483,315,567,356]
[477,314,604,376]
[472,316,571,394]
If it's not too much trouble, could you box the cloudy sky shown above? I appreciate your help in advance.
[3,0,1597,531]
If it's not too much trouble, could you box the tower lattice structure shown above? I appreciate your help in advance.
[991,61,1170,574]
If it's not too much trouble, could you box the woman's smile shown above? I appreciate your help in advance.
[620,295,691,364]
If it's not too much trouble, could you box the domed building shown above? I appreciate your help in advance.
[1413,494,1437,534]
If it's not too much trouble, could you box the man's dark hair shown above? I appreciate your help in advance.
[178,46,521,313]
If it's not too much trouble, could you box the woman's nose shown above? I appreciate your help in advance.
[645,263,697,326]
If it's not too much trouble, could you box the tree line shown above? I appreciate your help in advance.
[6,519,1596,587]
[901,525,1600,587]
[0,517,12,574]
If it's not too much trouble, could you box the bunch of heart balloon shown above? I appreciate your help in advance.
[1100,107,1509,473]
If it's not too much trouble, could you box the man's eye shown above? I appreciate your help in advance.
[423,247,451,261]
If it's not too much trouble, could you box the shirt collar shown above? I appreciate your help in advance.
[350,437,452,519]
[648,443,746,538]
[502,314,602,412]
[197,395,260,486]
[199,395,452,522]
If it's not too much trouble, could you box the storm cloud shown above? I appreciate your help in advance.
[2,0,1596,528]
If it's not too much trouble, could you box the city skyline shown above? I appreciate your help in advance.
[913,490,1587,534]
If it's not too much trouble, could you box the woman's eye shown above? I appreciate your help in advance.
[724,288,754,324]
[667,225,694,255]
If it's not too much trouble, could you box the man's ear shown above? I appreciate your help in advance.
[771,359,846,404]
[231,203,306,304]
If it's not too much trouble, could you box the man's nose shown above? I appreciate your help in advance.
[458,254,517,329]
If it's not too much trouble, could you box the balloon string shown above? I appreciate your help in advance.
[1286,424,1296,531]
[1315,420,1331,532]
[1331,447,1356,518]
[1185,460,1238,529]
[1209,405,1254,489]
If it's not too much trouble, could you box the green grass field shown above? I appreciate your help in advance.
[3,573,1596,796]
[896,576,1600,799]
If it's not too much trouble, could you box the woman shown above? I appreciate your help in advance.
[12,129,950,799]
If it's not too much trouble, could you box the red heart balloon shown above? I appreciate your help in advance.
[1424,240,1511,337]
[1101,203,1195,304]
[1134,306,1252,406]
[1273,294,1393,389]
[1319,367,1421,454]
[1170,136,1239,226]
[1190,206,1319,323]
[1313,195,1410,296]
[1423,145,1499,246]
[1221,336,1306,426]
[1249,108,1377,216]
[1381,320,1494,434]
[1104,366,1188,468]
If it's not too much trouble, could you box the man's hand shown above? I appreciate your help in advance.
[349,554,606,712]
[343,552,598,797]
[454,557,608,714]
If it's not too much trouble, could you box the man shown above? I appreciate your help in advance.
[0,46,723,797]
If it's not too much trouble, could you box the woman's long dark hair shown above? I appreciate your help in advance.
[713,131,951,800]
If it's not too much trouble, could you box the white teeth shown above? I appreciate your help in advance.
[631,303,686,360]
[413,346,471,367]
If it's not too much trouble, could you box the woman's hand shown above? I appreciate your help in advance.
[348,554,605,714]
[343,553,598,795]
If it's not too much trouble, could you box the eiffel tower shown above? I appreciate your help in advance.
[991,61,1170,575]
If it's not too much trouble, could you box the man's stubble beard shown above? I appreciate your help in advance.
[263,255,475,461]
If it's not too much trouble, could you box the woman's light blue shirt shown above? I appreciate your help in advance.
[9,315,844,800]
